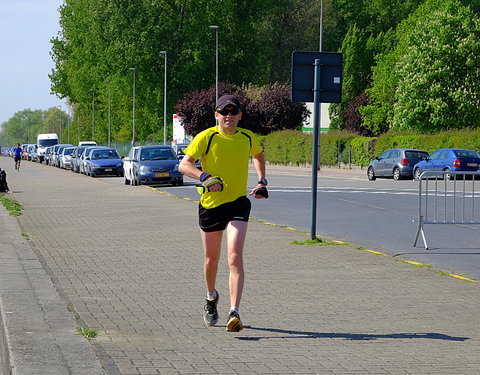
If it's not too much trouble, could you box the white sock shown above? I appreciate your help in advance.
[230,306,239,313]
[206,290,217,300]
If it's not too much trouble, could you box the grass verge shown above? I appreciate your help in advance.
[291,238,338,246]
[0,193,23,216]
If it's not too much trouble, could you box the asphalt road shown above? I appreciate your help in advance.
[119,170,480,280]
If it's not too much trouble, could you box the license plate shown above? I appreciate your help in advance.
[104,168,112,172]
[467,163,478,167]
[156,173,169,177]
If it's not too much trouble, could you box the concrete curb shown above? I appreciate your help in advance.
[0,205,105,375]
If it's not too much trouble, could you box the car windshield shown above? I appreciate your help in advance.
[405,151,429,159]
[91,150,119,159]
[454,150,480,158]
[39,139,58,147]
[140,148,176,161]
[64,148,74,155]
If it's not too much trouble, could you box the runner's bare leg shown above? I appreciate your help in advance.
[201,230,223,294]
[226,221,248,309]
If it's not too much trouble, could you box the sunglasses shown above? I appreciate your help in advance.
[217,108,240,116]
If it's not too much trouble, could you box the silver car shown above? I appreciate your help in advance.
[59,146,77,169]
[50,144,73,167]
[71,146,87,173]
[367,148,429,181]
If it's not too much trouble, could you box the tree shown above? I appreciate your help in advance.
[246,83,308,135]
[1,110,45,145]
[392,0,480,131]
[329,24,371,130]
[174,83,307,136]
[49,0,345,144]
[363,0,480,133]
[344,92,376,136]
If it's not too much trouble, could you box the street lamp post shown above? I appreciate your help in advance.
[56,105,62,140]
[209,25,219,103]
[160,51,167,145]
[90,89,95,140]
[67,106,71,144]
[319,0,323,52]
[129,67,136,146]
[108,83,111,147]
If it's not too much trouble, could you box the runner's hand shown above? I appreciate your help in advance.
[249,184,268,199]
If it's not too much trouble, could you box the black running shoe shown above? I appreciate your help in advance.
[203,291,219,326]
[226,310,243,332]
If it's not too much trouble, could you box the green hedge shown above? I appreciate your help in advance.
[263,128,480,167]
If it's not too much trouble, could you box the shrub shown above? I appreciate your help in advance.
[174,82,308,136]
[246,83,308,135]
[350,137,377,166]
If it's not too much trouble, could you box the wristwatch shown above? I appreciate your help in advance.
[258,178,268,185]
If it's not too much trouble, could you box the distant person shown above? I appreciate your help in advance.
[179,94,268,332]
[13,143,22,171]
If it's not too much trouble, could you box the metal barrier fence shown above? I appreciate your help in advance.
[413,171,480,250]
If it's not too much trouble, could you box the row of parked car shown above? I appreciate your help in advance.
[1,143,40,161]
[16,142,188,186]
[367,148,480,181]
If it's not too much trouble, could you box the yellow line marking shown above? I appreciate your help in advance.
[333,240,347,245]
[363,249,387,256]
[448,274,476,282]
[403,261,423,266]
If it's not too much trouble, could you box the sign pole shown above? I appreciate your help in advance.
[311,59,322,240]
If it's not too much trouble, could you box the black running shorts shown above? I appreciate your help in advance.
[14,156,21,162]
[199,196,251,232]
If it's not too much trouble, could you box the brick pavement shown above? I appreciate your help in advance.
[1,156,479,374]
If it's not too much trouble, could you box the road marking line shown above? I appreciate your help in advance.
[447,274,476,282]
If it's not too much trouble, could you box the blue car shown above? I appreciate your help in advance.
[123,145,183,186]
[413,148,480,180]
[84,147,123,177]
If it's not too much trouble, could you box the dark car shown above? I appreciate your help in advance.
[413,148,480,180]
[84,148,123,177]
[123,145,183,186]
[367,148,429,181]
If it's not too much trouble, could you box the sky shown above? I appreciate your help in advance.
[0,0,66,125]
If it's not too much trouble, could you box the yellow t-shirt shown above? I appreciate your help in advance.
[185,126,262,209]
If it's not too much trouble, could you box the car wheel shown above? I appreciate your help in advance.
[124,175,130,185]
[177,179,184,186]
[393,167,401,181]
[414,168,422,181]
[367,167,376,181]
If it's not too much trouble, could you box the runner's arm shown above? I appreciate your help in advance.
[249,152,267,198]
[179,155,223,192]
[252,152,266,182]
[179,155,203,180]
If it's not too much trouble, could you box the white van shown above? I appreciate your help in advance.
[78,141,97,147]
[37,133,59,163]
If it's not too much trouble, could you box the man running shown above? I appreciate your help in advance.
[13,144,22,171]
[179,94,268,332]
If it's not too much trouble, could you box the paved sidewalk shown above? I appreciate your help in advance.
[0,156,479,374]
